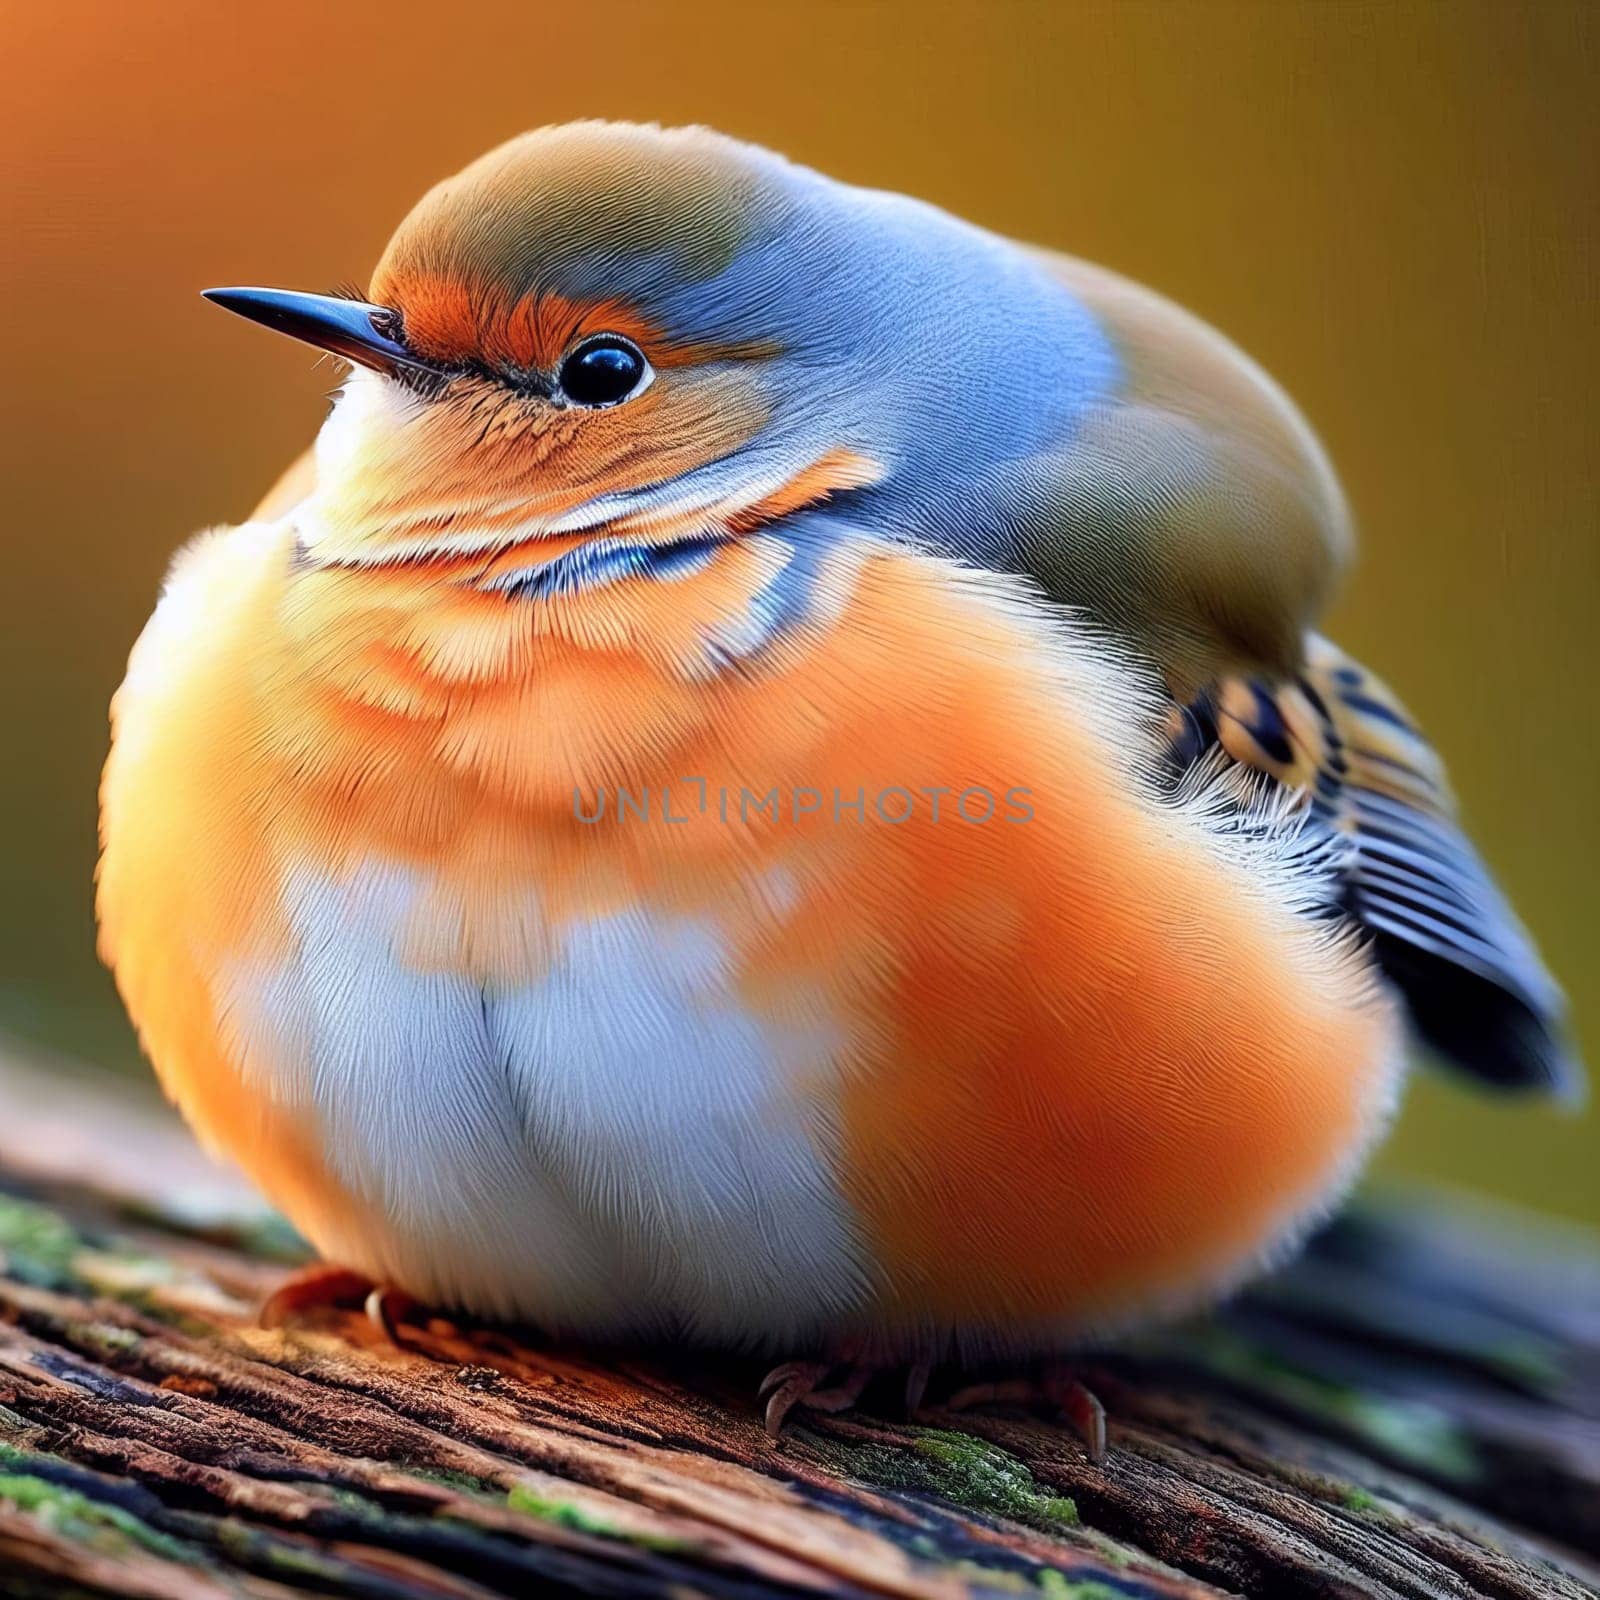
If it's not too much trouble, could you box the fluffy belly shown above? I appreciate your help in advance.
[105,531,1400,1358]
[223,857,873,1345]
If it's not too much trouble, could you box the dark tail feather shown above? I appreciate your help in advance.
[1169,635,1583,1100]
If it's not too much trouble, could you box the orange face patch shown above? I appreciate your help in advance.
[381,273,777,376]
[303,357,776,564]
[300,328,879,573]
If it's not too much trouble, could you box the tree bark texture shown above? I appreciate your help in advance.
[0,1053,1595,1600]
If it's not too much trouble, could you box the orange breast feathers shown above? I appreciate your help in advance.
[98,516,1400,1348]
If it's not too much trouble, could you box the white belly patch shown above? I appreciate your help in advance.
[216,859,871,1344]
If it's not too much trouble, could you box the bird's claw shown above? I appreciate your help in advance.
[261,1264,425,1350]
[944,1368,1107,1461]
[363,1284,420,1345]
[260,1264,375,1329]
[761,1361,831,1436]
[755,1355,1107,1458]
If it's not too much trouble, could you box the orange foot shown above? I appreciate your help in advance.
[259,1262,420,1345]
[756,1357,1107,1461]
[945,1366,1107,1462]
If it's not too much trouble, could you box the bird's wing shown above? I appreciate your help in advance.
[1000,247,1353,695]
[1167,635,1581,1097]
[952,249,1578,1096]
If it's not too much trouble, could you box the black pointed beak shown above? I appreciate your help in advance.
[201,286,440,385]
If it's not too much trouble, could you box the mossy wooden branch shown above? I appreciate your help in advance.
[0,1059,1595,1599]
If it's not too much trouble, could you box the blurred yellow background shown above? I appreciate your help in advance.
[1,1,1593,1221]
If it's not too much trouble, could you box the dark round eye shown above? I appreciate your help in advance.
[558,335,650,407]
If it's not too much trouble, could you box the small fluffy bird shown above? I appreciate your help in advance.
[98,123,1579,1451]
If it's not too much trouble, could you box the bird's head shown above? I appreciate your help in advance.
[206,121,1118,572]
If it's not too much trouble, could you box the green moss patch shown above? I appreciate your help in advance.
[0,1195,86,1288]
[823,1427,1078,1535]
[506,1483,692,1553]
[1035,1576,1134,1599]
[0,1468,198,1566]
[913,1431,1080,1529]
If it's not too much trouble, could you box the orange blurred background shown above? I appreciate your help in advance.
[1,1,1594,1220]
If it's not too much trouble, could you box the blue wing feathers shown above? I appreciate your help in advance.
[1170,637,1582,1099]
